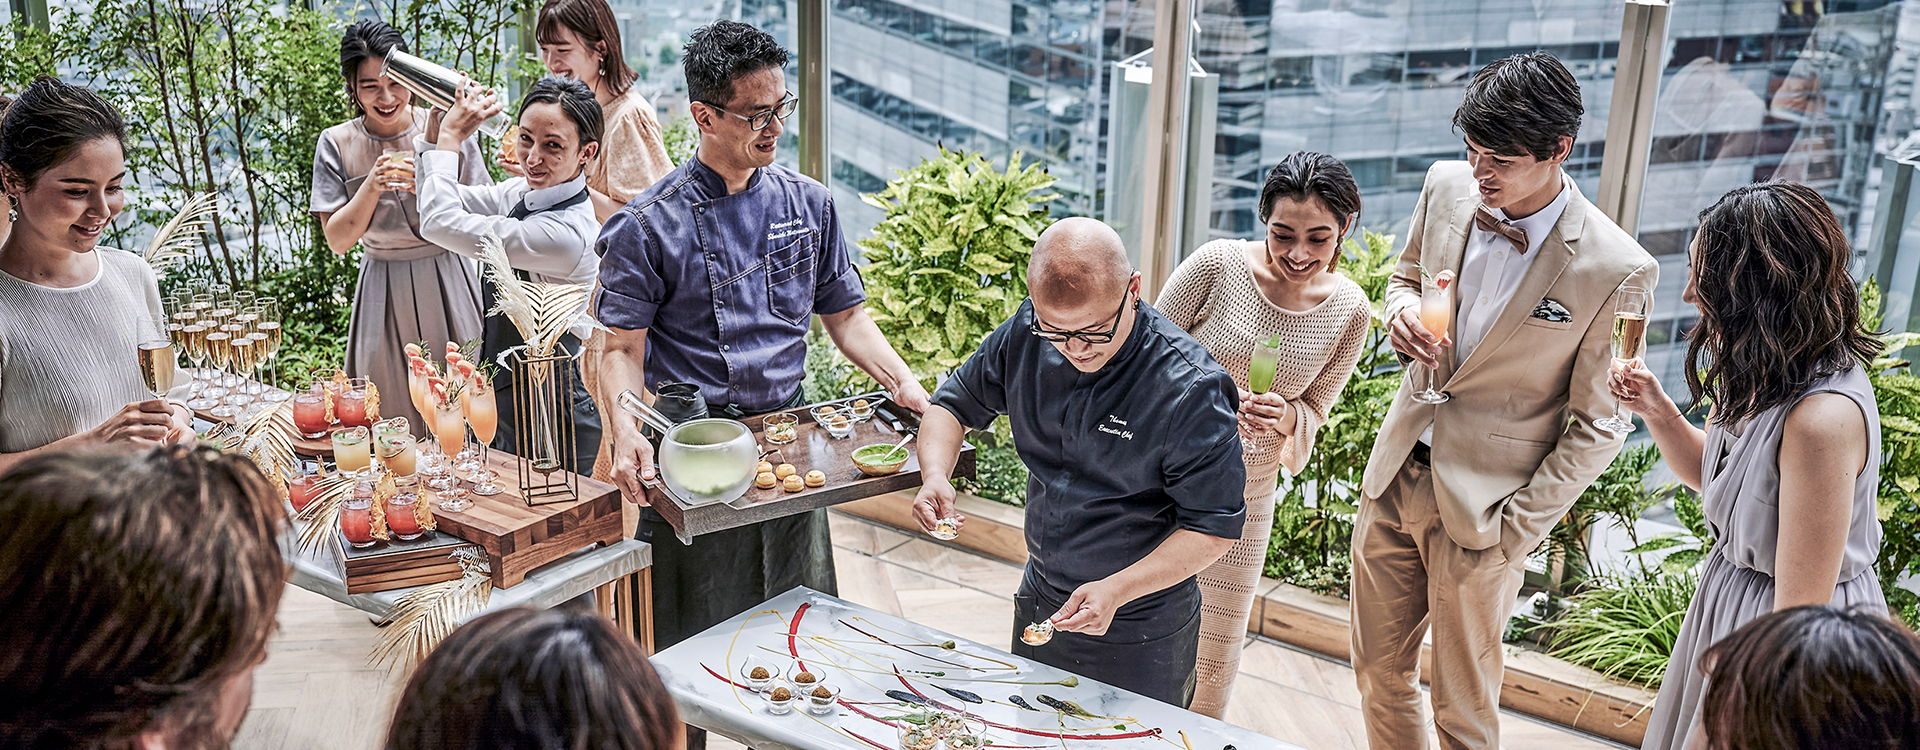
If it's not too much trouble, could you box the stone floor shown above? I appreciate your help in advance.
[235,512,1631,749]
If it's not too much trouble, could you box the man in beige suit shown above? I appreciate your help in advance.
[1352,52,1658,750]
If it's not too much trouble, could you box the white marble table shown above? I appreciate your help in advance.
[651,587,1298,750]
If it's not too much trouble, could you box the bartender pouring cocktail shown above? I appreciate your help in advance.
[592,22,928,747]
[909,217,1247,707]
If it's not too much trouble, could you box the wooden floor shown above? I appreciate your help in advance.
[236,512,1631,750]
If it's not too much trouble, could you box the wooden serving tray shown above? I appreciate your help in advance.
[424,449,625,588]
[640,393,975,543]
[335,526,474,594]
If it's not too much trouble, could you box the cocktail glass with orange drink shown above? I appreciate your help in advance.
[431,394,472,512]
[1411,271,1453,404]
[463,371,504,495]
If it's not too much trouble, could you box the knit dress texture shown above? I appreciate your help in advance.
[1641,366,1887,750]
[1157,237,1372,717]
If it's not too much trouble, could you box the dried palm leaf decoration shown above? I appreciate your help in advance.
[144,192,218,274]
[371,547,492,667]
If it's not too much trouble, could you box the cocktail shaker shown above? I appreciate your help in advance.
[381,49,511,139]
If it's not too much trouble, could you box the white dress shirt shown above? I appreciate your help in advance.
[1453,181,1571,364]
[416,148,599,286]
[1420,179,1571,447]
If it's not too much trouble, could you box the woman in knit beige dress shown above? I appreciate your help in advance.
[1157,151,1372,717]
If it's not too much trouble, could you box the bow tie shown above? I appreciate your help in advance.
[1474,205,1529,254]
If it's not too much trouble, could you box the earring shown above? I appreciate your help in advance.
[6,196,16,223]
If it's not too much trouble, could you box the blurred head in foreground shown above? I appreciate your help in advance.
[386,607,684,750]
[0,445,286,750]
[1696,605,1920,750]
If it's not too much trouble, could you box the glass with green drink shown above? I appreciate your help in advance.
[1248,335,1282,395]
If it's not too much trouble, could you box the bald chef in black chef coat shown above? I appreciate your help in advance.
[908,217,1246,707]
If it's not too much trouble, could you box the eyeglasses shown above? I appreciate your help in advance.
[700,92,798,131]
[1029,290,1133,345]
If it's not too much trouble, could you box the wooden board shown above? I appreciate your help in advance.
[334,526,473,594]
[640,393,975,543]
[424,449,625,588]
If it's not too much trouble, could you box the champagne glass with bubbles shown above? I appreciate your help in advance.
[1595,287,1651,434]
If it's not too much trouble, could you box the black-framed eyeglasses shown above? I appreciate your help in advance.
[700,92,798,131]
[1029,290,1133,344]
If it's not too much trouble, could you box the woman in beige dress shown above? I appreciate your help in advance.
[528,0,673,222]
[1157,151,1373,717]
[310,20,492,433]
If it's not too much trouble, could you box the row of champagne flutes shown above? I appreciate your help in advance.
[154,287,285,419]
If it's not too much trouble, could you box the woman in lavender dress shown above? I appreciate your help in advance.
[310,20,492,431]
[1611,181,1887,750]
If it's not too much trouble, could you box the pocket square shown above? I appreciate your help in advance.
[1530,298,1572,323]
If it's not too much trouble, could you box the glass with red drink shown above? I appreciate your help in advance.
[289,468,326,513]
[385,491,425,540]
[334,377,372,428]
[291,383,330,439]
[340,486,376,548]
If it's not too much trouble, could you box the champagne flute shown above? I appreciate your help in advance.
[135,314,177,401]
[1411,274,1453,404]
[1595,286,1651,434]
[229,334,260,417]
[254,298,286,400]
[431,393,472,512]
[463,372,504,495]
[202,328,239,418]
[231,305,262,397]
[181,321,220,411]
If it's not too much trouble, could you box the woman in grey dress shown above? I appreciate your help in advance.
[1610,181,1887,750]
[310,20,491,432]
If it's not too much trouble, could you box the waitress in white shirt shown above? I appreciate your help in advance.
[417,75,603,472]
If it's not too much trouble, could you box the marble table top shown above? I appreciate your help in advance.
[651,587,1298,750]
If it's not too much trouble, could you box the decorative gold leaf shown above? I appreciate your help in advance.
[370,548,492,668]
[238,400,298,483]
[294,473,359,556]
[143,192,218,274]
[370,472,394,541]
[415,485,436,532]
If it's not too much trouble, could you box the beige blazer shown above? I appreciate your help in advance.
[1361,161,1658,551]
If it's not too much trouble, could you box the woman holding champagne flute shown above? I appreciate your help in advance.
[1154,151,1373,716]
[311,19,493,434]
[1611,182,1887,750]
[0,77,192,474]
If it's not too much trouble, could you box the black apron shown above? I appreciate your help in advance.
[481,189,600,475]
[1011,565,1202,708]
